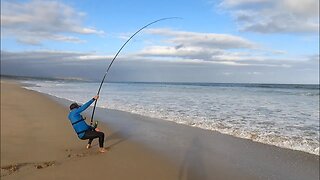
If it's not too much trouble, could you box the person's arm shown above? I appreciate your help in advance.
[75,95,99,114]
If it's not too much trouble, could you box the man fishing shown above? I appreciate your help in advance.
[67,18,177,154]
[68,95,106,153]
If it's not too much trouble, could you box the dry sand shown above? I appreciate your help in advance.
[1,81,178,180]
[1,80,319,180]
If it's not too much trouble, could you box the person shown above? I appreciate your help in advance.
[68,95,106,153]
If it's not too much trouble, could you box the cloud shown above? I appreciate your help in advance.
[2,27,311,70]
[1,50,319,83]
[136,29,294,67]
[219,0,319,33]
[219,0,271,7]
[1,50,318,83]
[146,28,256,49]
[0,0,104,45]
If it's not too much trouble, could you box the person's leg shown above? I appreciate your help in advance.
[97,131,105,148]
[82,131,91,148]
[87,139,93,148]
[94,131,105,152]
[82,130,105,152]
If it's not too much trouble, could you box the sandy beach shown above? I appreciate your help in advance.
[1,80,319,180]
[1,81,178,180]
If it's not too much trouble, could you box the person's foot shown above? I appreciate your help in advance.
[86,144,91,149]
[99,147,106,153]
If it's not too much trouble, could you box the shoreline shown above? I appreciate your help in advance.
[53,94,320,156]
[1,80,319,180]
[22,81,319,156]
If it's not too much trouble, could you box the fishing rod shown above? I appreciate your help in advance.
[90,17,181,125]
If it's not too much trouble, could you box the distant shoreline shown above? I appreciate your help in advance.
[2,74,319,86]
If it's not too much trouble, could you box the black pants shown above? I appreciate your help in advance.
[81,130,105,148]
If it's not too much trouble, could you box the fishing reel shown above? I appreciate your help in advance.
[93,121,99,128]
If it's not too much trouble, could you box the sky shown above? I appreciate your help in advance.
[1,0,319,84]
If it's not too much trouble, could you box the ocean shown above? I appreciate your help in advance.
[22,79,319,155]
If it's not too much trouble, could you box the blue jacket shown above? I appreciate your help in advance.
[68,98,95,138]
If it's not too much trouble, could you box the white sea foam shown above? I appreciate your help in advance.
[22,80,320,155]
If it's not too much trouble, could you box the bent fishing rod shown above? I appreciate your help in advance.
[90,17,181,125]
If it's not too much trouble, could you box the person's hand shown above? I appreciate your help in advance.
[95,128,100,132]
[93,95,99,100]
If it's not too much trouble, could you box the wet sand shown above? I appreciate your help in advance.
[1,80,319,180]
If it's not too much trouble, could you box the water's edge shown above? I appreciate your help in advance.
[21,83,319,156]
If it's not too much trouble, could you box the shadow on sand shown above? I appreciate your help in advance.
[91,129,130,149]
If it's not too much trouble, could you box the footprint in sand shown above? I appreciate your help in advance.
[65,147,110,159]
[1,148,109,177]
[1,161,56,177]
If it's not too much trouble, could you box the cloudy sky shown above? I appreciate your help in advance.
[1,0,319,84]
